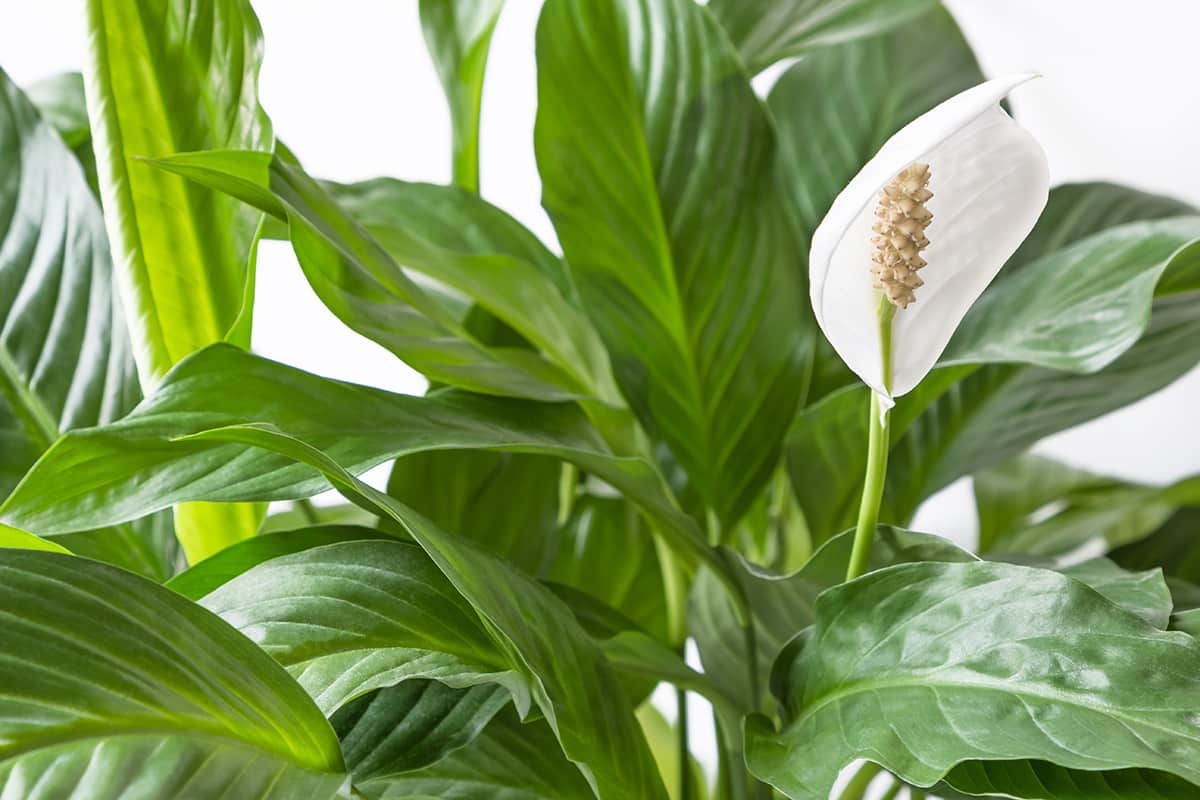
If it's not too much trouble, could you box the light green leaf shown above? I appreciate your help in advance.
[359,707,595,800]
[746,561,1200,799]
[85,0,271,383]
[0,549,347,796]
[710,0,938,73]
[788,185,1200,543]
[419,0,505,191]
[1057,558,1173,629]
[0,344,719,583]
[637,704,710,800]
[23,71,98,194]
[0,523,69,553]
[85,0,274,560]
[534,0,810,524]
[334,680,510,781]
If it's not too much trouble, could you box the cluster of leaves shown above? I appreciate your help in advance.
[2,0,1199,798]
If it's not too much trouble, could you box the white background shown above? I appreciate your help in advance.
[4,1,1200,793]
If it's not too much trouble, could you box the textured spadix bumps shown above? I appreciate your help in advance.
[810,75,1050,398]
[871,163,933,309]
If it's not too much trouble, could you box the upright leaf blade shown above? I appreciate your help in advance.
[535,0,809,523]
[419,0,505,191]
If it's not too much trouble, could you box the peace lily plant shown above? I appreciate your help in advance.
[2,2,1200,800]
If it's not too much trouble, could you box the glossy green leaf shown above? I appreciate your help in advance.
[167,524,391,600]
[184,425,668,799]
[23,71,98,194]
[420,0,504,191]
[0,344,717,580]
[1057,558,1173,629]
[0,549,347,796]
[710,0,937,73]
[358,707,595,800]
[691,527,973,714]
[535,0,810,524]
[0,69,180,578]
[0,523,69,553]
[746,561,1200,799]
[788,185,1200,542]
[334,680,510,781]
[201,540,526,717]
[1112,506,1200,585]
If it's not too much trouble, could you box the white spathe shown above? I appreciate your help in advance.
[810,74,1050,401]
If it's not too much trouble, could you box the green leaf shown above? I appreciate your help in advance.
[23,71,98,194]
[534,0,810,524]
[788,185,1200,543]
[746,561,1200,799]
[691,526,973,714]
[200,540,527,718]
[974,455,1200,557]
[167,524,391,600]
[942,761,1199,800]
[357,706,595,800]
[85,0,275,560]
[1112,506,1200,586]
[334,680,510,781]
[636,704,710,800]
[154,152,624,415]
[0,69,178,578]
[710,0,938,73]
[261,500,381,533]
[0,549,347,796]
[184,425,668,799]
[1057,558,1173,629]
[0,523,69,553]
[386,449,559,573]
[419,0,505,191]
[0,344,719,584]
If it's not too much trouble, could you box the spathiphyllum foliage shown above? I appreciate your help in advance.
[1,0,1198,798]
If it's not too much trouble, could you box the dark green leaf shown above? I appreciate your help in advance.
[419,0,505,191]
[0,550,347,796]
[746,562,1200,798]
[358,707,595,800]
[942,760,1199,800]
[333,679,510,779]
[710,0,937,73]
[535,0,810,524]
[1112,506,1200,586]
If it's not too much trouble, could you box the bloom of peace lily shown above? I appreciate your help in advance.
[811,74,1051,580]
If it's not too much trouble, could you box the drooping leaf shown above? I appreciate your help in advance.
[975,454,1200,557]
[534,0,811,524]
[709,0,938,73]
[788,186,1200,543]
[419,0,505,191]
[185,426,669,799]
[766,6,984,401]
[0,550,347,797]
[746,561,1200,799]
[0,69,178,578]
[167,524,392,600]
[0,345,718,581]
[334,680,510,782]
[357,707,595,800]
[200,540,527,718]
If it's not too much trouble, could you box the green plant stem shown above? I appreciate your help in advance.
[296,497,320,525]
[838,762,882,800]
[909,790,927,800]
[845,298,896,582]
[878,780,902,800]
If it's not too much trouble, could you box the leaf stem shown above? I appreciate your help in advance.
[676,687,693,800]
[845,298,895,582]
[837,762,882,800]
